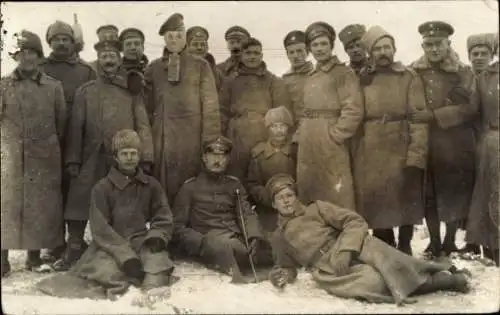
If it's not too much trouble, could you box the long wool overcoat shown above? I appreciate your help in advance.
[219,63,290,181]
[353,62,428,229]
[145,52,221,204]
[1,70,66,249]
[411,52,478,222]
[297,56,364,209]
[272,201,454,305]
[282,61,314,126]
[466,62,499,250]
[64,74,153,221]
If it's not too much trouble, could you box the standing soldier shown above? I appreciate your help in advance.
[465,33,499,266]
[353,26,428,255]
[1,30,66,276]
[219,37,290,181]
[145,13,221,205]
[88,25,120,73]
[410,21,478,258]
[186,26,224,92]
[338,24,368,76]
[281,30,314,127]
[216,26,251,80]
[56,40,154,271]
[39,20,96,263]
[297,21,363,209]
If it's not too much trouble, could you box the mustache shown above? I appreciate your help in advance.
[103,62,116,67]
[231,48,241,54]
[55,45,69,51]
[376,55,392,62]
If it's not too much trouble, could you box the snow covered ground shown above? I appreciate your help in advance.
[2,225,499,314]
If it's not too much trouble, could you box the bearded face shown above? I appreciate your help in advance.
[371,37,395,67]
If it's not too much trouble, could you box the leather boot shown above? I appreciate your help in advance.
[25,250,42,271]
[41,243,67,263]
[1,250,11,277]
[52,242,87,271]
[373,229,396,247]
[397,225,414,256]
[441,221,459,256]
[414,270,470,295]
[484,248,500,266]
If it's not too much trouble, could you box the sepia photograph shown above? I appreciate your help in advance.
[0,0,499,314]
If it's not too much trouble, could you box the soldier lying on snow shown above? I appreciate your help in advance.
[37,130,176,299]
[266,173,472,305]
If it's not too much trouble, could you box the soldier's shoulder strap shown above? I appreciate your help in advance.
[250,142,267,158]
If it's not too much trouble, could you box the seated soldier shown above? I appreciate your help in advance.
[267,174,472,305]
[172,135,272,283]
[247,106,297,236]
[64,129,175,298]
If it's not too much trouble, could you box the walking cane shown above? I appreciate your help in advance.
[235,188,259,283]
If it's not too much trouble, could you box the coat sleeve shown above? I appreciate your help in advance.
[329,68,364,144]
[218,76,232,136]
[406,71,429,169]
[200,60,221,140]
[235,182,263,240]
[172,182,204,252]
[144,179,174,245]
[133,96,154,163]
[432,69,479,129]
[65,85,86,166]
[246,153,270,207]
[143,64,156,122]
[317,201,369,255]
[89,182,139,266]
[53,81,67,143]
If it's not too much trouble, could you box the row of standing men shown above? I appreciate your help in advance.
[1,13,499,278]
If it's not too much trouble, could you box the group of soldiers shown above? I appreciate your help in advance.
[1,11,498,304]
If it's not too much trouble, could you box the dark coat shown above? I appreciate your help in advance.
[282,61,314,125]
[272,201,453,304]
[219,63,290,180]
[172,172,262,256]
[466,62,499,250]
[353,62,428,229]
[247,140,297,232]
[1,70,66,249]
[145,52,221,204]
[216,56,239,81]
[65,74,153,221]
[70,167,174,296]
[411,52,478,222]
[296,56,364,209]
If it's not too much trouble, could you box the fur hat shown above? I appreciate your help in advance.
[338,24,366,48]
[467,33,496,53]
[264,106,294,128]
[46,20,75,44]
[360,25,394,53]
[111,129,142,154]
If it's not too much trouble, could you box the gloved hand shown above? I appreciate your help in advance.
[332,251,352,277]
[66,164,81,177]
[145,237,166,253]
[140,162,153,175]
[269,268,289,289]
[127,70,145,96]
[411,110,434,123]
[122,258,145,281]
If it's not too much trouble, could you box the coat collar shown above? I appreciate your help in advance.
[277,202,307,228]
[261,140,293,159]
[236,61,268,76]
[412,49,466,73]
[46,53,79,65]
[283,61,314,77]
[122,54,149,71]
[371,61,407,74]
[487,61,499,73]
[97,70,128,89]
[222,55,240,73]
[12,68,49,85]
[313,55,342,73]
[107,167,148,190]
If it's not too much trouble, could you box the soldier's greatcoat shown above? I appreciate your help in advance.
[1,70,66,249]
[411,52,478,222]
[282,61,314,126]
[353,62,428,229]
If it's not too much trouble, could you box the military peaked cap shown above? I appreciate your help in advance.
[418,21,454,38]
[283,30,306,48]
[187,26,209,43]
[158,13,184,36]
[265,174,297,199]
[224,25,250,40]
[94,40,121,53]
[305,21,336,45]
[203,135,233,154]
[119,28,145,43]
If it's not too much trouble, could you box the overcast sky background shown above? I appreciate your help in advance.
[1,1,498,76]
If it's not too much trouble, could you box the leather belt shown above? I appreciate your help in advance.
[307,238,336,268]
[364,113,407,124]
[302,108,341,119]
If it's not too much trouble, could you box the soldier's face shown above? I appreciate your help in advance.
[187,39,208,57]
[164,30,186,53]
[17,49,40,72]
[272,187,298,216]
[98,51,121,73]
[50,34,74,57]
[371,37,395,67]
[114,148,140,172]
[345,39,366,62]
[310,35,333,63]
[241,45,263,68]
[469,45,493,73]
[268,122,289,143]
[422,37,450,63]
[286,43,308,68]
[226,37,245,56]
[122,37,144,60]
[203,152,230,174]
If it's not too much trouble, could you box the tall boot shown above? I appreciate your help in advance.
[373,228,396,247]
[424,200,441,259]
[1,250,11,277]
[413,270,470,295]
[25,250,42,271]
[484,247,500,266]
[457,243,481,255]
[442,221,459,256]
[53,220,88,271]
[397,225,414,256]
